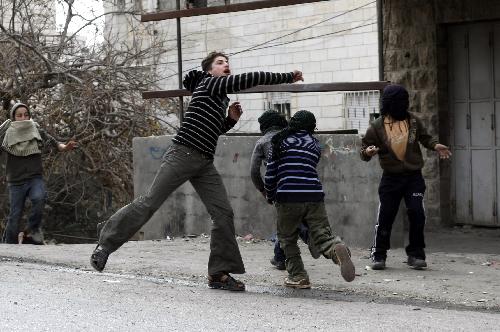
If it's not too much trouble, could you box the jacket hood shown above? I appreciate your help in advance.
[183,70,211,92]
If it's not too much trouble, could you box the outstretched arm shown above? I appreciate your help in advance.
[204,70,302,96]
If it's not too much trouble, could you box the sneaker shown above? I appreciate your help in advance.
[270,257,286,270]
[368,259,386,270]
[407,256,427,270]
[90,244,109,272]
[307,235,321,259]
[332,243,356,282]
[284,277,311,289]
[208,273,245,291]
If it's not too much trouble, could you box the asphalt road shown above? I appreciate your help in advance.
[1,261,499,331]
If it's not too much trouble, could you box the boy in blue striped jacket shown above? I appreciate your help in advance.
[264,110,355,288]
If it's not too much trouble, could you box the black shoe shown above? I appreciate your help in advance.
[270,257,286,270]
[368,259,386,270]
[90,244,109,272]
[407,256,427,270]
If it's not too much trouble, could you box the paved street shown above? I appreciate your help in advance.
[1,261,499,331]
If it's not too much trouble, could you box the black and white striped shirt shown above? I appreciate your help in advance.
[173,70,294,157]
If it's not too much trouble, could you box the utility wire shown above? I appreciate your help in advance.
[149,19,376,85]
[145,1,376,73]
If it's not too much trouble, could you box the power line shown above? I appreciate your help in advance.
[150,19,376,85]
[146,1,376,70]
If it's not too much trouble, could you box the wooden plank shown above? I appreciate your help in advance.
[141,0,328,22]
[142,81,390,99]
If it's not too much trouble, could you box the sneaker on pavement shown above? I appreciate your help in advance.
[407,256,427,270]
[368,259,386,270]
[270,257,286,270]
[90,244,109,272]
[284,277,311,289]
[331,243,355,282]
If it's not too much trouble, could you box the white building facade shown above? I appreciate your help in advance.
[104,0,380,132]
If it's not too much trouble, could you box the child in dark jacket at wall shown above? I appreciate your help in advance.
[0,103,77,244]
[360,84,451,270]
[250,111,320,271]
[264,110,355,289]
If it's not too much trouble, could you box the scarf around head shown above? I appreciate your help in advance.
[1,120,42,156]
[258,110,288,133]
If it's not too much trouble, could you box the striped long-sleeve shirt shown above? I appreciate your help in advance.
[264,131,325,203]
[173,70,294,157]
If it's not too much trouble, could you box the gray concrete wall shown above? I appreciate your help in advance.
[132,135,404,248]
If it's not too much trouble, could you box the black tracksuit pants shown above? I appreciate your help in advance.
[372,170,426,261]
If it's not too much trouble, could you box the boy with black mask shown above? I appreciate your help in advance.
[360,84,451,270]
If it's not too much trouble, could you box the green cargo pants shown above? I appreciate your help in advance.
[276,201,342,280]
[99,143,245,275]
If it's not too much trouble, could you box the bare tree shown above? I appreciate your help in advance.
[0,0,178,241]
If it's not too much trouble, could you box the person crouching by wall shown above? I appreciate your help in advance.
[0,103,77,244]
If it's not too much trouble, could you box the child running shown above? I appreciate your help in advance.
[264,110,355,289]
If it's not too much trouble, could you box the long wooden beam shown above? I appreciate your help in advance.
[141,0,328,22]
[142,81,390,99]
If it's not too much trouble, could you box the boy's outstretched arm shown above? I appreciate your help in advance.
[205,70,302,96]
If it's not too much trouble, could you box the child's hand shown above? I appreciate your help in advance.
[58,140,78,152]
[365,145,379,157]
[292,70,303,82]
[228,102,243,121]
[434,144,451,159]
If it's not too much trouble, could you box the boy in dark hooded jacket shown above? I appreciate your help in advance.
[91,51,303,291]
[360,84,451,270]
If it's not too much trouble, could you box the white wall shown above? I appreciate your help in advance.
[105,0,379,132]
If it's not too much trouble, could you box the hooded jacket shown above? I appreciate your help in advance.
[172,70,294,157]
[360,113,438,174]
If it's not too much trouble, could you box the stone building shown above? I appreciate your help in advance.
[381,0,500,228]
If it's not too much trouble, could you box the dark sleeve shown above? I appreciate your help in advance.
[222,116,237,133]
[38,128,60,150]
[360,125,378,161]
[264,147,279,203]
[250,143,266,193]
[204,72,294,96]
[416,117,438,150]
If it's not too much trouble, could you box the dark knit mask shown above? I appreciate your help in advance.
[381,84,409,121]
[289,110,316,133]
[258,111,287,133]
